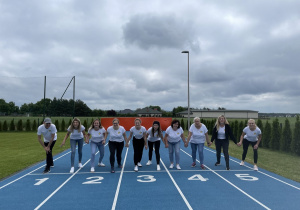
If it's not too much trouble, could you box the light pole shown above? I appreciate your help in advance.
[181,50,190,129]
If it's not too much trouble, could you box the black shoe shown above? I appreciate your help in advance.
[118,164,123,168]
[111,167,115,173]
[215,162,220,166]
[51,163,54,168]
[226,167,230,170]
[43,168,50,174]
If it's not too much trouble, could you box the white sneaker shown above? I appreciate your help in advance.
[176,164,181,170]
[78,163,83,168]
[90,167,95,172]
[137,162,142,167]
[146,160,152,165]
[169,163,174,169]
[240,161,244,166]
[254,165,258,171]
[134,165,138,172]
[70,167,74,173]
[98,162,105,167]
[157,165,161,171]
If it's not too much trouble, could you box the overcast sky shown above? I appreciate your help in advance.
[1,0,300,113]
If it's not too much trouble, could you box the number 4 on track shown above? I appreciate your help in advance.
[188,174,208,181]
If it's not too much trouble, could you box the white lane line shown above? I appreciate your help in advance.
[181,149,271,210]
[111,146,129,210]
[204,147,300,191]
[160,158,193,210]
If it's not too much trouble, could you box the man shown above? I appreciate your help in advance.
[37,118,57,173]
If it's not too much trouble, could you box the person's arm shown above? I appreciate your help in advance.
[143,132,148,150]
[163,133,169,148]
[180,133,187,147]
[127,131,133,145]
[186,131,192,144]
[205,132,212,146]
[237,132,246,146]
[102,130,107,145]
[85,132,90,144]
[254,134,262,149]
[123,132,128,146]
[227,125,237,144]
[38,135,49,153]
[211,127,216,143]
[61,131,70,147]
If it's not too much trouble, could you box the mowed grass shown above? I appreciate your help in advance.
[0,132,69,180]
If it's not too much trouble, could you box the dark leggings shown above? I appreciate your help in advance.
[148,141,161,164]
[44,141,56,169]
[242,139,258,164]
[132,137,145,165]
[109,141,124,167]
[215,139,229,167]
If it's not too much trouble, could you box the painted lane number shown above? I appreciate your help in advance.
[34,178,49,185]
[137,175,156,182]
[82,176,104,184]
[235,174,259,181]
[188,174,208,181]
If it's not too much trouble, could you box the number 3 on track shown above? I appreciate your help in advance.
[137,175,156,182]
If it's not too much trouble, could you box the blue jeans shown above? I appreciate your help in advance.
[90,141,105,168]
[168,141,180,164]
[191,143,204,165]
[70,138,83,167]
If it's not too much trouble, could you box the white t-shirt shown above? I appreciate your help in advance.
[107,126,126,142]
[37,124,57,143]
[243,126,262,142]
[189,123,208,144]
[130,126,146,139]
[88,127,106,143]
[217,126,226,140]
[166,126,184,143]
[147,127,162,142]
[68,125,85,139]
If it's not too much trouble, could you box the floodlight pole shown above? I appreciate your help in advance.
[43,76,46,120]
[181,51,190,129]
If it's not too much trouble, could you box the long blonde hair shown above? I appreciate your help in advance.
[214,115,229,131]
[68,118,82,133]
[88,119,103,132]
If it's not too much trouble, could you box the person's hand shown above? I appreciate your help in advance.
[102,141,106,145]
[60,140,65,147]
[184,142,188,147]
[237,142,241,147]
[85,140,89,144]
[207,142,212,147]
[254,144,258,149]
[145,145,148,150]
[125,143,129,147]
[165,143,168,148]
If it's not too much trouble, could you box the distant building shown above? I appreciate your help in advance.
[177,109,258,119]
[118,109,135,115]
[135,107,162,117]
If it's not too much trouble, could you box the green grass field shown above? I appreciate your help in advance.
[1,131,299,183]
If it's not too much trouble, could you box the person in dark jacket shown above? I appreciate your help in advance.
[211,115,237,170]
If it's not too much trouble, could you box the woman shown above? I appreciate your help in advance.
[86,119,106,173]
[186,117,212,170]
[146,121,164,171]
[237,119,262,171]
[61,118,86,173]
[164,119,187,170]
[211,115,237,170]
[106,118,128,173]
[127,118,147,172]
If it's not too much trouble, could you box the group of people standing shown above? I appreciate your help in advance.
[37,116,262,174]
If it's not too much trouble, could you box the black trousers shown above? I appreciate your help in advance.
[215,139,229,167]
[44,141,56,169]
[242,139,258,163]
[109,141,124,167]
[148,141,161,164]
[132,137,144,165]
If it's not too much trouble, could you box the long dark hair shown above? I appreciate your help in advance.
[151,121,161,137]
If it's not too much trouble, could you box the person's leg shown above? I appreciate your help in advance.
[198,143,204,165]
[215,139,222,164]
[148,141,154,161]
[70,139,77,167]
[137,139,144,164]
[222,140,230,168]
[250,141,258,164]
[47,141,56,168]
[90,141,97,168]
[174,141,180,165]
[242,139,250,161]
[168,142,174,164]
[116,142,124,166]
[77,138,84,163]
[109,141,116,167]
[98,141,105,164]
[132,138,139,165]
[191,143,197,163]
[154,140,161,164]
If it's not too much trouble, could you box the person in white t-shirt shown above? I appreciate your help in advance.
[186,117,212,170]
[237,119,262,171]
[106,118,128,173]
[164,119,188,170]
[61,118,86,173]
[127,118,147,172]
[37,118,57,174]
[86,119,107,173]
[146,121,164,171]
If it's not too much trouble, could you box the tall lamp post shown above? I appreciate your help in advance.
[181,50,190,129]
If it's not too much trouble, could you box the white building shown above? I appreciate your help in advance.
[177,109,258,119]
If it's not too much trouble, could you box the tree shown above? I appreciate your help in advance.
[17,119,23,131]
[180,119,185,131]
[54,120,60,131]
[256,119,263,147]
[32,120,37,131]
[291,116,300,155]
[149,105,161,111]
[281,118,292,152]
[61,119,66,131]
[0,121,2,131]
[107,109,116,116]
[10,119,15,131]
[25,119,31,131]
[262,121,271,148]
[83,120,88,131]
[270,118,281,150]
[3,120,8,131]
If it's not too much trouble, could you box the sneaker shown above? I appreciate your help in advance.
[111,167,115,173]
[118,164,123,168]
[146,160,152,165]
[226,167,230,170]
[240,161,244,166]
[90,167,95,172]
[157,165,161,171]
[134,165,138,172]
[78,163,83,168]
[137,162,142,167]
[169,163,174,169]
[43,168,50,174]
[176,164,181,170]
[253,165,258,171]
[70,167,75,173]
[200,164,205,170]
[215,162,220,166]
[191,162,196,167]
[98,162,105,167]
[50,163,54,168]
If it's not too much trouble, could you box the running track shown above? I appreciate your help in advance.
[1,131,300,210]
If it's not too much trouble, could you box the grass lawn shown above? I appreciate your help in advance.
[1,131,300,183]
